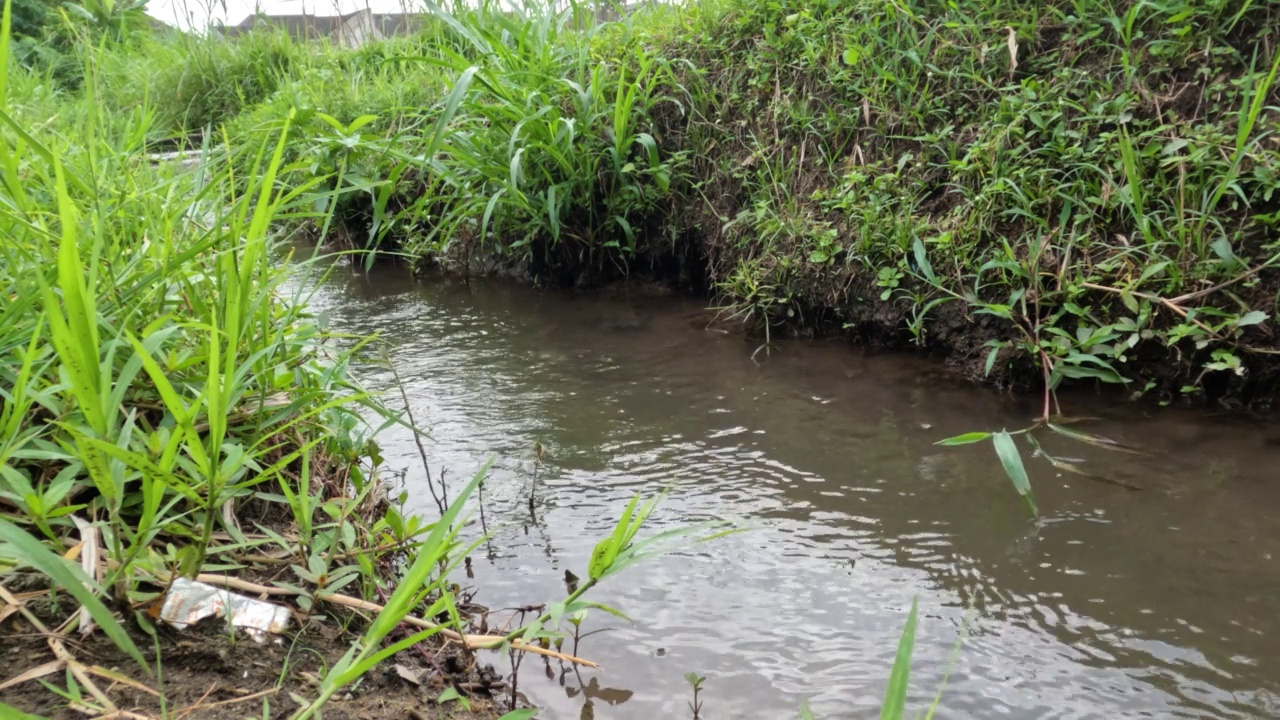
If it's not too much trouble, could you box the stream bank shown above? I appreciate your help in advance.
[0,587,508,720]
[307,259,1280,719]
[304,0,1280,410]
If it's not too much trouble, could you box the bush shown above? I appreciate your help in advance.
[150,30,304,133]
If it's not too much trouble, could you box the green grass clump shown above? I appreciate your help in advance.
[149,29,306,133]
[378,1,689,282]
[0,3,399,663]
[657,0,1280,405]
[1,4,712,715]
[146,0,1280,405]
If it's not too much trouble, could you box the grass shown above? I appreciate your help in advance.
[0,2,734,716]
[7,0,1279,714]
[93,0,1278,409]
[682,0,1279,405]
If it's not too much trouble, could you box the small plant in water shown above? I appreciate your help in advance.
[685,672,706,719]
[936,419,1146,519]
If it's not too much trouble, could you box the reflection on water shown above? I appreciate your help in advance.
[303,256,1280,719]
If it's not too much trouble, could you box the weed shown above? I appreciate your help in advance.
[685,672,706,719]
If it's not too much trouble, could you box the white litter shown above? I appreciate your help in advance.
[159,578,290,642]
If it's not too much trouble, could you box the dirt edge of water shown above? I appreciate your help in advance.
[393,237,1279,417]
[0,574,510,720]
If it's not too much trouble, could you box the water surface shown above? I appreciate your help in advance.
[305,258,1280,720]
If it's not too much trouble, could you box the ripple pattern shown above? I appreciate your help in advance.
[298,263,1280,720]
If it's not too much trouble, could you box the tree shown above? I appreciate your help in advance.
[11,0,54,38]
[61,0,151,43]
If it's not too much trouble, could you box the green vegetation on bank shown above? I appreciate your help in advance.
[681,0,1280,410]
[159,0,1280,409]
[0,2,738,718]
[2,0,1277,715]
[15,0,1274,409]
[11,2,1280,410]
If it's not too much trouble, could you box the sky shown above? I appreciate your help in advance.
[147,0,429,30]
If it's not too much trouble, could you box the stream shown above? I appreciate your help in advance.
[304,256,1280,720]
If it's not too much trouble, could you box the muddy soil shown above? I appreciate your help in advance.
[0,577,509,720]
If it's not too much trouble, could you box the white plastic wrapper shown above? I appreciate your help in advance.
[159,578,291,642]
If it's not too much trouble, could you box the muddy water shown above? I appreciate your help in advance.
[306,258,1280,720]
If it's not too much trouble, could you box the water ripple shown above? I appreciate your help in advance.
[298,263,1280,720]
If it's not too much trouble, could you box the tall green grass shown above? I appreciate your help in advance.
[2,19,734,719]
[1,4,724,715]
[145,0,1280,406]
[199,2,690,277]
[664,0,1280,402]
[0,0,377,638]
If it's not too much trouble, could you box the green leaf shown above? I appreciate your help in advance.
[912,237,936,283]
[345,115,378,134]
[496,711,538,720]
[1057,364,1125,384]
[1211,237,1237,265]
[437,686,464,705]
[0,519,147,670]
[991,432,1037,517]
[1161,138,1189,156]
[587,537,611,581]
[1120,290,1139,314]
[426,66,479,158]
[934,431,991,446]
[799,699,817,720]
[880,597,918,720]
[635,133,660,169]
[0,703,50,720]
[1,0,11,102]
[1234,310,1268,327]
[1138,261,1170,283]
[983,343,1003,377]
[582,601,631,622]
[842,46,862,65]
[1045,423,1144,454]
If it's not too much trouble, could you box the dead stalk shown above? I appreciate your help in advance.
[385,353,447,516]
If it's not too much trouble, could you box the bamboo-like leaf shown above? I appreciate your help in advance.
[1045,423,1144,454]
[934,431,990,446]
[0,702,51,720]
[1,0,11,103]
[295,463,490,718]
[992,431,1037,517]
[880,597,918,720]
[425,65,479,159]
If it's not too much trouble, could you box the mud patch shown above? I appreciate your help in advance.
[0,576,509,720]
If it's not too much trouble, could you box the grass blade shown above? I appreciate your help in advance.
[880,596,918,720]
[934,431,990,446]
[992,431,1037,517]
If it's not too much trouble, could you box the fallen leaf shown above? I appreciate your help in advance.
[395,664,422,686]
[1005,26,1019,73]
[0,659,67,691]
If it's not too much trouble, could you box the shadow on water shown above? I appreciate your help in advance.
[301,255,1280,720]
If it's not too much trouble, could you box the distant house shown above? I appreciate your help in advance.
[592,1,651,22]
[371,13,422,38]
[222,9,423,47]
[570,1,652,29]
[148,17,181,37]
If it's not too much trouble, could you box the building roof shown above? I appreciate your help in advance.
[372,13,421,37]
[225,9,421,38]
